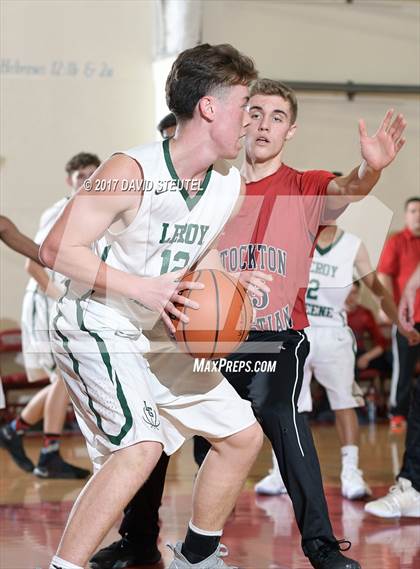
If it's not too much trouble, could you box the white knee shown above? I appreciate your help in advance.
[113,440,163,471]
[214,422,263,459]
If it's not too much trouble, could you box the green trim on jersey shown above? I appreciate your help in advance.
[31,287,38,332]
[163,138,212,211]
[52,298,133,447]
[53,253,134,446]
[348,326,358,355]
[101,244,112,262]
[315,231,344,256]
[75,296,133,445]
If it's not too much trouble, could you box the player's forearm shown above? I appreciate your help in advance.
[370,277,399,325]
[26,259,63,300]
[40,243,140,299]
[333,163,381,200]
[404,263,420,296]
[1,225,41,263]
[377,272,394,296]
[364,345,384,362]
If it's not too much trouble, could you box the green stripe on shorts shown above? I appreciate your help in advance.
[53,296,133,446]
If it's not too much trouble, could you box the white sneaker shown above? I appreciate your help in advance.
[364,477,420,518]
[255,470,288,495]
[255,450,288,495]
[341,467,372,500]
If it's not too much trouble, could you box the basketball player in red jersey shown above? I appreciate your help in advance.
[214,79,406,568]
[91,80,406,569]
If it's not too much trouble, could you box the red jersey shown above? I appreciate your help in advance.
[347,305,387,352]
[377,228,420,322]
[218,164,337,331]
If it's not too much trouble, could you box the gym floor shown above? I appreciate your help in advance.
[1,424,419,569]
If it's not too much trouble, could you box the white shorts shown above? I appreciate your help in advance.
[298,326,364,412]
[50,296,256,471]
[21,290,59,383]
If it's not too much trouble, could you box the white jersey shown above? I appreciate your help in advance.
[25,196,69,293]
[306,231,361,327]
[83,139,241,323]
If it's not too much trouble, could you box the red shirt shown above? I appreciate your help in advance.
[347,305,387,352]
[218,164,337,331]
[377,228,420,322]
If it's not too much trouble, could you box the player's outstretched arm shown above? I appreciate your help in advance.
[326,109,406,209]
[0,215,41,263]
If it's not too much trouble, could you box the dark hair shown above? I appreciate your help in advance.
[65,152,100,175]
[166,43,257,120]
[250,79,298,124]
[405,196,420,209]
[157,113,177,136]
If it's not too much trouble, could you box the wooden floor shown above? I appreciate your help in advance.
[1,424,419,569]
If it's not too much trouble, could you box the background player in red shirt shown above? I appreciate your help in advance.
[346,280,391,376]
[91,79,407,569]
[378,197,420,431]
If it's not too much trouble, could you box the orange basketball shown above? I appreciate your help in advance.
[174,269,253,359]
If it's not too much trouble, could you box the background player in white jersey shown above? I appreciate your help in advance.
[0,216,41,410]
[0,152,100,479]
[256,225,419,499]
[40,44,263,569]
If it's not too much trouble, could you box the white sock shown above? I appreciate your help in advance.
[341,445,359,469]
[189,520,223,537]
[49,555,83,569]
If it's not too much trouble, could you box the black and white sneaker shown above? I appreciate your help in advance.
[33,450,90,479]
[303,539,361,569]
[89,537,161,568]
[0,424,34,472]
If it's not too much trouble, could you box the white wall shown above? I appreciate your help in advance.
[1,0,419,323]
[202,0,419,308]
[202,0,420,230]
[1,0,155,323]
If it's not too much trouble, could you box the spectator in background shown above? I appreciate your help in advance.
[346,280,392,378]
[378,197,420,432]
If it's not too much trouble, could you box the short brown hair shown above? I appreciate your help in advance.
[405,196,420,209]
[166,43,257,120]
[157,113,177,136]
[65,152,100,175]
[250,79,298,124]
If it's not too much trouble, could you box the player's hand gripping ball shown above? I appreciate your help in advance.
[174,269,253,359]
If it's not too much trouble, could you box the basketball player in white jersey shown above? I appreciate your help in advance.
[0,153,100,478]
[256,225,418,500]
[40,44,263,569]
[0,216,41,411]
